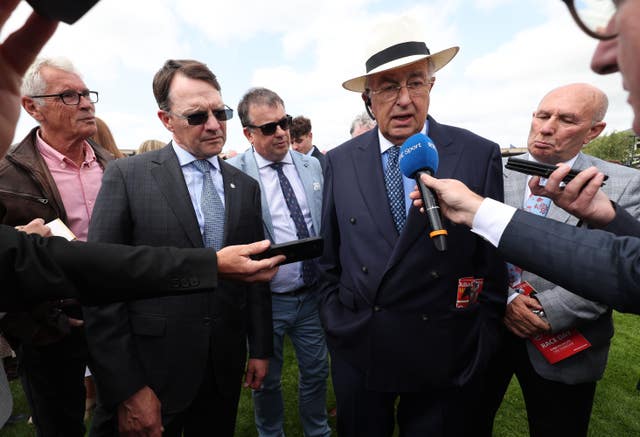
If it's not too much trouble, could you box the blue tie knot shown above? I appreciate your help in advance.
[193,159,212,174]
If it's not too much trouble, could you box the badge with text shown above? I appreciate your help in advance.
[530,329,592,364]
[456,277,484,308]
[512,280,535,296]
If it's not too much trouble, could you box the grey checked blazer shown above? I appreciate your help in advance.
[503,152,640,384]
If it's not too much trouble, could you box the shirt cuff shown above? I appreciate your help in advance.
[471,198,517,247]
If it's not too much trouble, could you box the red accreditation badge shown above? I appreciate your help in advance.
[512,281,535,297]
[530,329,592,364]
[456,277,484,308]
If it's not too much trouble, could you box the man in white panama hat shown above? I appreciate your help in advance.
[317,16,508,437]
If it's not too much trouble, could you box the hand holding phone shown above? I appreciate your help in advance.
[505,157,608,185]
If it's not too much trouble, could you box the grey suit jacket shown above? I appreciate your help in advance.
[227,148,323,241]
[503,152,640,383]
[84,143,272,413]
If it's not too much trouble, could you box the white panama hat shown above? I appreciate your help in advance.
[342,17,459,93]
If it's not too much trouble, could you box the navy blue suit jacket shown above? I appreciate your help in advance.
[318,116,508,392]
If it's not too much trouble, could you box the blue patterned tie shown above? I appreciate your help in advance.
[193,159,225,251]
[271,162,314,285]
[507,194,552,286]
[384,146,405,233]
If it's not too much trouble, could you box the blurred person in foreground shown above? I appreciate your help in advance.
[483,82,640,437]
[318,16,507,437]
[411,0,640,315]
[84,59,272,437]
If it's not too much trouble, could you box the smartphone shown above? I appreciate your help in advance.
[250,236,324,265]
[26,0,101,24]
[505,157,608,185]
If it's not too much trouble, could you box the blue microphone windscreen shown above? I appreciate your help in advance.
[398,133,439,177]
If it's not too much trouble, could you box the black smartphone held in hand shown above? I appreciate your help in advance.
[505,157,608,185]
[26,0,101,24]
[250,237,324,266]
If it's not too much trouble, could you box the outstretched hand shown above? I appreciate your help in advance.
[529,164,614,227]
[0,0,57,155]
[409,174,484,227]
[217,240,285,282]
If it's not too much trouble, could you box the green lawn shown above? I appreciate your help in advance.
[2,311,639,436]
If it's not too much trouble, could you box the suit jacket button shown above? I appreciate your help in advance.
[190,278,200,287]
[430,270,439,279]
[170,279,180,288]
[361,266,368,274]
[349,217,356,224]
[421,314,429,321]
[374,306,381,312]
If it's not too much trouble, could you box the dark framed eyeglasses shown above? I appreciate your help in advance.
[245,115,293,136]
[30,90,99,105]
[561,0,619,40]
[171,105,234,126]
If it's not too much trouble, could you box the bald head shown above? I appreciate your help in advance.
[527,83,608,164]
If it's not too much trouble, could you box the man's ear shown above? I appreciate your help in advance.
[585,121,606,144]
[243,127,253,144]
[157,110,174,132]
[22,97,44,122]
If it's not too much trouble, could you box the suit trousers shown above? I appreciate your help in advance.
[90,353,240,437]
[329,349,484,437]
[481,331,596,437]
[253,290,331,437]
[19,328,87,437]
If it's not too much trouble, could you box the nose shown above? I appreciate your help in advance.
[275,124,288,136]
[204,110,221,131]
[78,94,94,109]
[591,37,619,75]
[396,84,412,106]
[539,117,557,135]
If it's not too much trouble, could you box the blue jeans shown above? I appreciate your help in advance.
[253,290,331,437]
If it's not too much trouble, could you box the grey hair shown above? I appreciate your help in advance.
[350,112,376,136]
[21,57,81,102]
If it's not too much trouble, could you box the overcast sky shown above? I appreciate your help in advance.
[3,0,633,153]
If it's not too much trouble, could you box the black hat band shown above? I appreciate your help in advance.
[365,41,430,73]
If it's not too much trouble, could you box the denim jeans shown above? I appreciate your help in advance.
[253,290,331,437]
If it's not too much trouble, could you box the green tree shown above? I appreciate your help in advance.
[583,129,639,167]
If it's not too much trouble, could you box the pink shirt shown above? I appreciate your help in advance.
[36,131,104,241]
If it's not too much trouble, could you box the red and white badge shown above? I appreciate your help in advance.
[530,329,592,364]
[456,277,484,308]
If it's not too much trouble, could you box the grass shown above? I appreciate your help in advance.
[2,311,639,436]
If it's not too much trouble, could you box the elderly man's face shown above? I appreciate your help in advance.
[527,84,605,164]
[26,66,96,143]
[158,73,227,159]
[591,1,640,134]
[365,60,432,146]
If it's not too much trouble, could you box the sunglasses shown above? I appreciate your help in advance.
[171,105,233,126]
[245,115,293,136]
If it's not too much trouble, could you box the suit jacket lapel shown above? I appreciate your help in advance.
[219,159,244,245]
[151,144,203,248]
[352,129,398,248]
[292,151,322,235]
[238,150,275,241]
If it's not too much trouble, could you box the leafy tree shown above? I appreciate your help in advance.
[583,129,639,167]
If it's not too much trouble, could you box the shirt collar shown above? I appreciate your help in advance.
[378,119,429,155]
[171,141,221,171]
[253,148,294,169]
[35,129,96,165]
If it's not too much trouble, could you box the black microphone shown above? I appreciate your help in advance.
[398,133,447,251]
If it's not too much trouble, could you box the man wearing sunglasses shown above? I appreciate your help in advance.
[83,60,272,436]
[0,56,109,437]
[229,88,330,437]
[413,0,640,313]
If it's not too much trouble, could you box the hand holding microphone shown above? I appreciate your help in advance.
[399,133,447,251]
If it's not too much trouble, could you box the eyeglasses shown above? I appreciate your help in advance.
[171,105,233,126]
[245,115,293,136]
[367,81,432,103]
[30,90,99,105]
[561,0,619,40]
